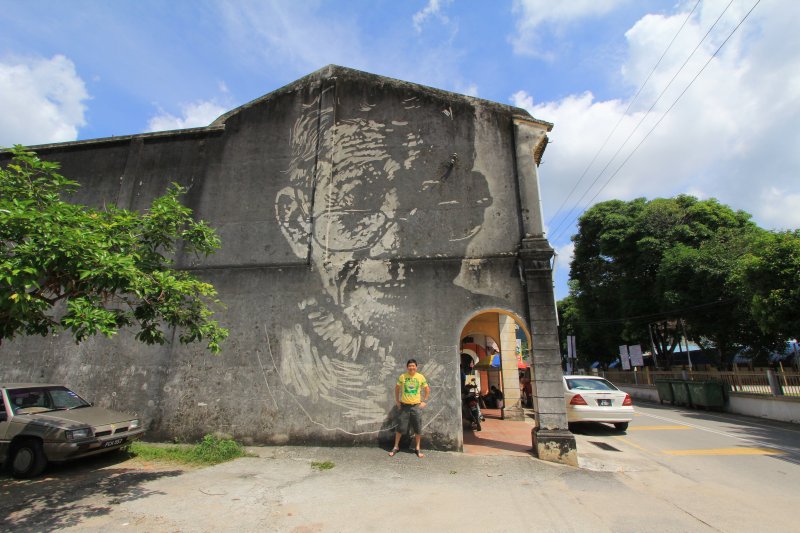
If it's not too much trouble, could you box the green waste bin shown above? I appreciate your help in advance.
[686,381,726,409]
[670,380,693,407]
[654,380,675,405]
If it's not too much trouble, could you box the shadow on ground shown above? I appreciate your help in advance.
[0,451,183,531]
[567,422,627,436]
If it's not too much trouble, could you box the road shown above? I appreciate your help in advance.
[571,401,800,530]
[1,402,797,532]
[573,401,800,480]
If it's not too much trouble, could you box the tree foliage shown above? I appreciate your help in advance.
[0,146,228,353]
[564,195,793,367]
[736,229,800,340]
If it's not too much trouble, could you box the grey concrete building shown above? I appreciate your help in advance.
[0,66,576,464]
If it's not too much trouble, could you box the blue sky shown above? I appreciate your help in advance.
[2,0,797,299]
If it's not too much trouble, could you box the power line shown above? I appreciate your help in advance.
[549,0,736,240]
[549,0,757,242]
[551,0,762,243]
[546,0,701,232]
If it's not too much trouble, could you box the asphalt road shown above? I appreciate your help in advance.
[1,402,798,532]
[573,401,800,472]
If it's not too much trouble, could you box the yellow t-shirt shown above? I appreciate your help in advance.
[397,372,428,404]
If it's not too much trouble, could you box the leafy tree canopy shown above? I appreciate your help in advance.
[736,229,800,340]
[0,146,228,353]
[565,194,792,366]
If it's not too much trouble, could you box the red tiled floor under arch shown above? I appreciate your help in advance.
[462,408,536,456]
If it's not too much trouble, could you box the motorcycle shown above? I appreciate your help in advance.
[462,384,482,431]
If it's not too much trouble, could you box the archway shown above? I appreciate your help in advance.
[459,309,533,450]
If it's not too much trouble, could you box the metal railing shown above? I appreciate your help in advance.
[599,368,800,397]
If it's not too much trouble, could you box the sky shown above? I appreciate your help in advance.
[1,0,797,300]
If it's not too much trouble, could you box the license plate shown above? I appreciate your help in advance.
[597,399,612,406]
[102,437,126,448]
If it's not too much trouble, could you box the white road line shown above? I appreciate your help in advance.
[655,408,800,434]
[638,410,800,455]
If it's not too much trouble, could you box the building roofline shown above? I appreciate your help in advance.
[211,64,553,130]
[9,125,226,154]
[5,65,552,154]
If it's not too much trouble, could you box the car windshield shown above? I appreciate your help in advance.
[7,386,91,415]
[565,378,619,392]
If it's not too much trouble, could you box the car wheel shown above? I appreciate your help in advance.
[614,422,629,432]
[11,439,48,479]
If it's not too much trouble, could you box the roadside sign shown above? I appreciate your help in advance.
[629,345,644,367]
[619,345,631,370]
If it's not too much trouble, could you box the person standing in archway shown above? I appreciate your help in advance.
[390,359,430,458]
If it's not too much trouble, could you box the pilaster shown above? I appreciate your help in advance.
[519,236,577,466]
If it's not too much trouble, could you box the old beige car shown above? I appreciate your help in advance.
[0,383,145,478]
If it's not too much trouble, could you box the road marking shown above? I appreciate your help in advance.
[663,447,785,456]
[666,410,800,435]
[628,425,691,431]
[639,410,800,455]
[613,437,650,453]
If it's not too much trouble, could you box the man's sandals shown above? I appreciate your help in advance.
[388,447,424,458]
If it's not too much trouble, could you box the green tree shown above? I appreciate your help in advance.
[0,146,228,352]
[736,229,800,341]
[569,195,763,366]
[658,227,780,364]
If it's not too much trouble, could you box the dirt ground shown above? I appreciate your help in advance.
[2,438,796,532]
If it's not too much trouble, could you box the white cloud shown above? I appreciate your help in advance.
[457,82,479,97]
[413,0,452,33]
[512,1,800,238]
[759,188,800,230]
[216,1,366,74]
[0,55,89,146]
[511,0,628,57]
[554,241,575,275]
[147,100,227,132]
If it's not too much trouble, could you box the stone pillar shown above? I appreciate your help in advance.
[512,117,550,239]
[499,314,524,420]
[519,237,577,467]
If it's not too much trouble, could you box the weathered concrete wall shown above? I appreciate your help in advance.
[0,66,551,450]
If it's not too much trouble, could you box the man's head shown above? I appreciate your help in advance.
[406,359,418,375]
[275,93,491,334]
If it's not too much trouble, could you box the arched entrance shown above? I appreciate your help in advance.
[459,309,533,453]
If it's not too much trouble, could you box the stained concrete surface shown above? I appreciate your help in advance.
[2,434,795,533]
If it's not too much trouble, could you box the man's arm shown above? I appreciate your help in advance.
[421,384,431,407]
[395,384,401,407]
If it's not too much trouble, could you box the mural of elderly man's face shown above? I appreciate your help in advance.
[276,96,489,334]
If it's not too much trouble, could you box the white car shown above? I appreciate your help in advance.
[563,375,634,431]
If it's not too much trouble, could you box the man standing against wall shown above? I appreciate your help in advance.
[390,359,430,458]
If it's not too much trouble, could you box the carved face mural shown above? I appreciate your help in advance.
[273,93,492,431]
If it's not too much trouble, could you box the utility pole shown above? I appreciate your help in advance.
[647,322,659,370]
[680,318,693,371]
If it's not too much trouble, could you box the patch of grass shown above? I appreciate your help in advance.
[310,460,335,471]
[130,434,250,466]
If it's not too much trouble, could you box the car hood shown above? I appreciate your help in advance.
[19,406,136,428]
